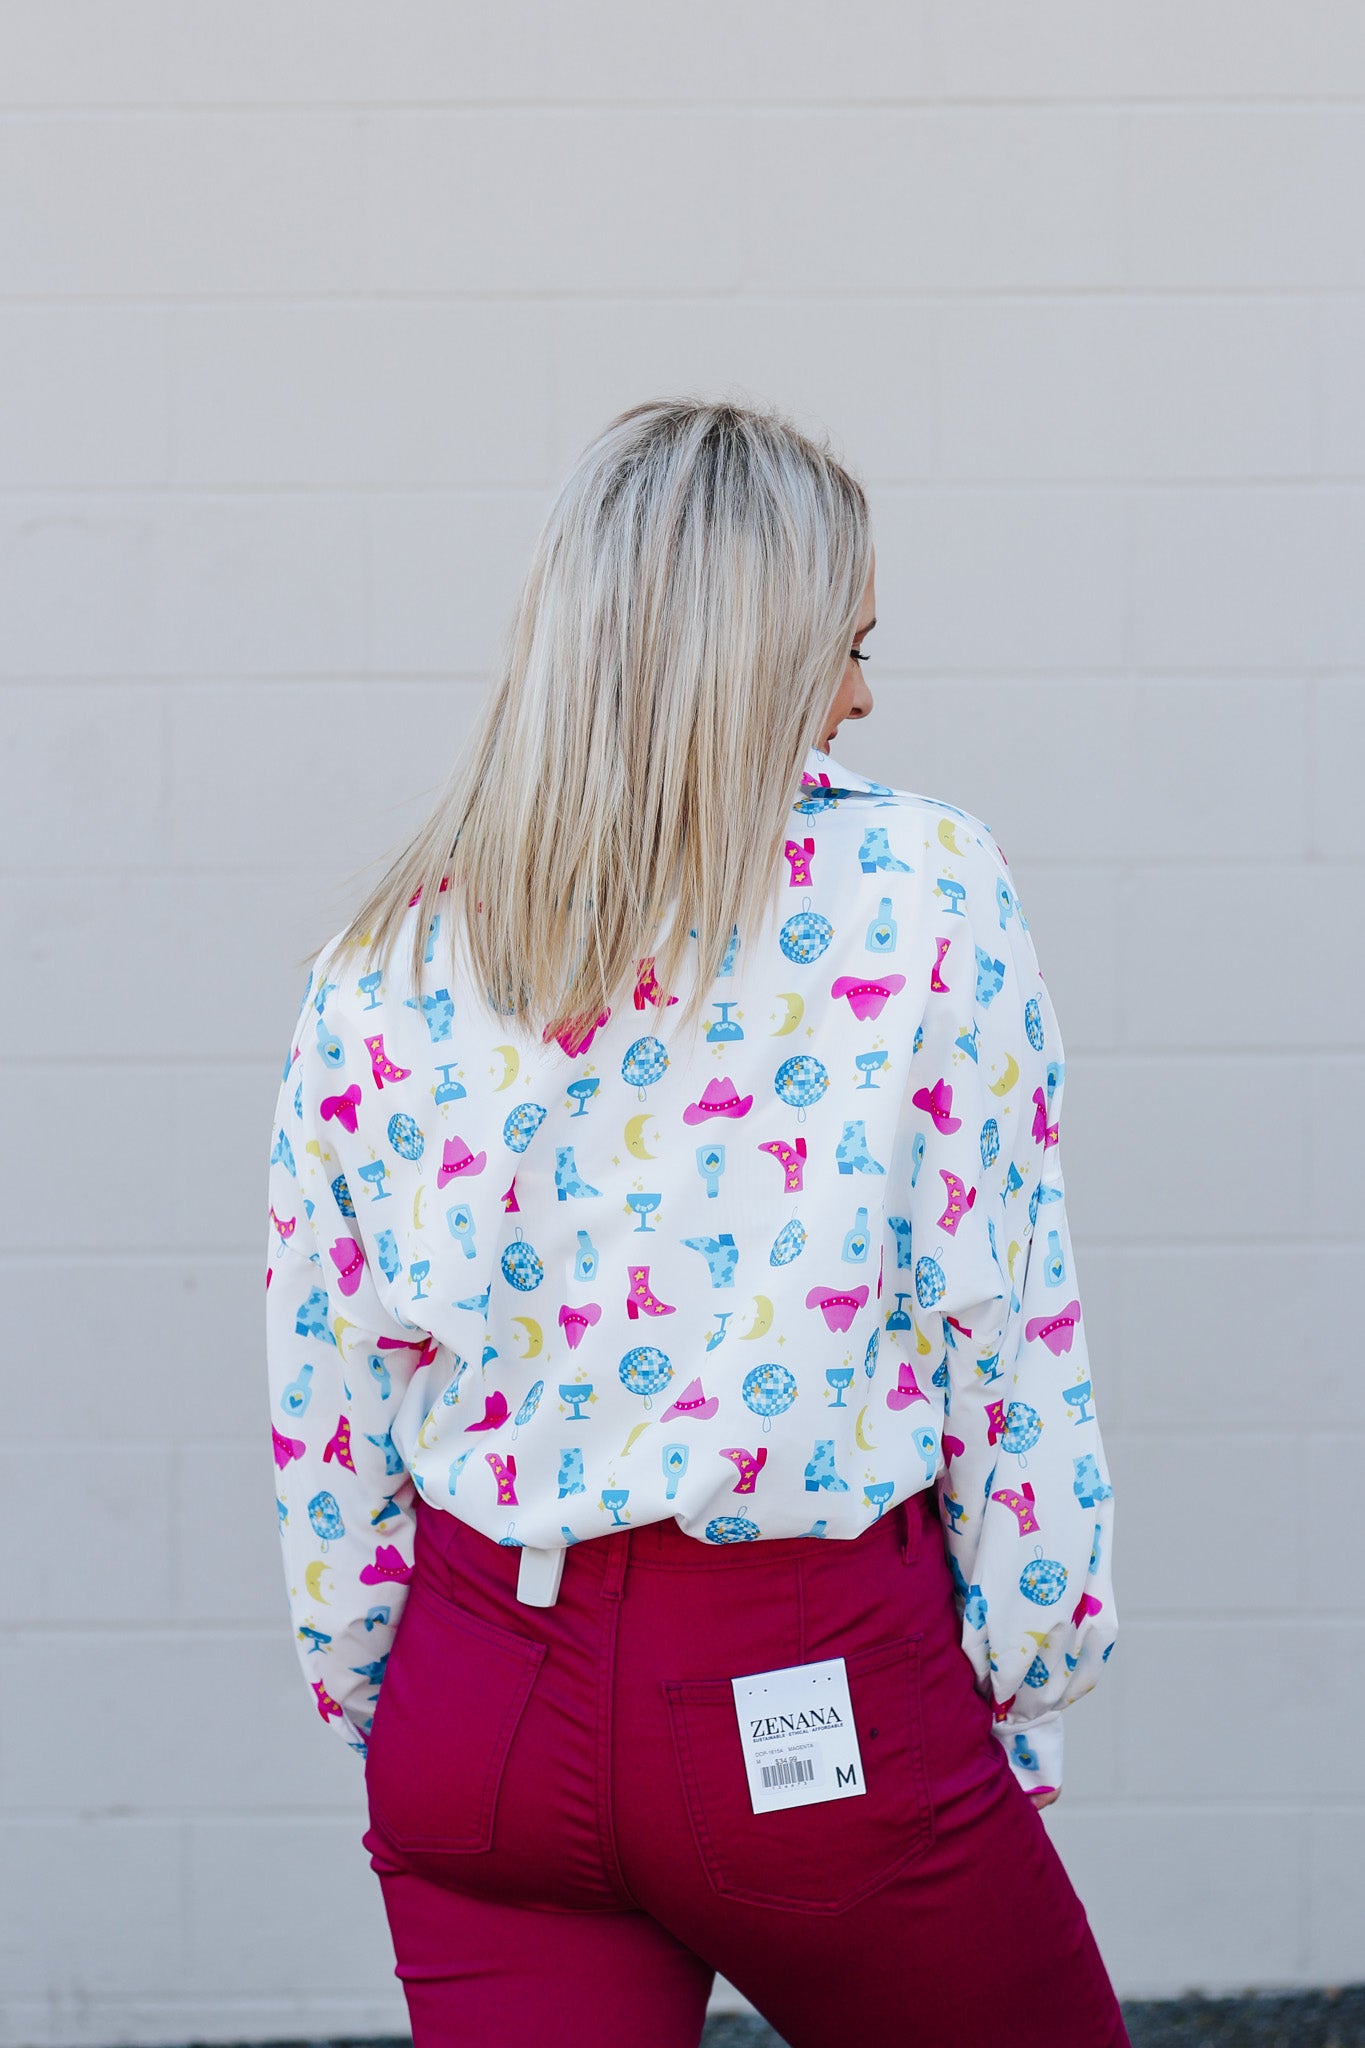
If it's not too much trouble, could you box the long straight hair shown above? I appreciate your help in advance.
[314,398,872,1054]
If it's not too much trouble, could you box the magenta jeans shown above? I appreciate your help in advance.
[361,1487,1129,2048]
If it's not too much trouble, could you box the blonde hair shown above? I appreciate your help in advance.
[313,397,872,1053]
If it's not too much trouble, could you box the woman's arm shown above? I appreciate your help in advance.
[900,825,1118,1804]
[264,943,434,1754]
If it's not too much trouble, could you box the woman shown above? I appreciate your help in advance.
[265,398,1128,2048]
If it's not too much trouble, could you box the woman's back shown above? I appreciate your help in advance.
[270,747,976,1543]
[266,737,1112,1799]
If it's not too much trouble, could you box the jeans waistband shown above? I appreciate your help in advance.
[594,1486,936,1571]
[414,1482,940,1606]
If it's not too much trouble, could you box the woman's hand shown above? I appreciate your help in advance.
[1026,1785,1061,1810]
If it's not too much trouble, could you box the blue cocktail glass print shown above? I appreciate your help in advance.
[567,1077,600,1117]
[409,1258,430,1303]
[559,1382,593,1422]
[434,1062,467,1106]
[825,1366,855,1408]
[1064,1378,1095,1424]
[357,1159,391,1202]
[855,1049,890,1090]
[705,1001,743,1044]
[358,970,383,1011]
[625,1192,661,1233]
[885,1291,913,1335]
[601,1487,630,1527]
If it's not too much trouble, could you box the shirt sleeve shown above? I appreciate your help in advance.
[264,939,435,1757]
[903,827,1118,1799]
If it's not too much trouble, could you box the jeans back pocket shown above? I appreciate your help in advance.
[364,1578,546,1855]
[663,1632,934,1914]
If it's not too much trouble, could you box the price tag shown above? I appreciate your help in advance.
[730,1655,867,1815]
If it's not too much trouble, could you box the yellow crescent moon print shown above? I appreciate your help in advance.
[625,1113,658,1160]
[855,1405,876,1451]
[493,1044,519,1091]
[511,1315,543,1358]
[937,817,969,858]
[620,1422,651,1457]
[772,992,804,1036]
[413,1182,428,1232]
[990,1052,1019,1097]
[741,1295,774,1339]
[417,1403,441,1450]
[305,1560,332,1603]
[333,1314,364,1358]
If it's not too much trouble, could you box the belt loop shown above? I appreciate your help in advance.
[516,1544,566,1606]
[601,1531,629,1602]
[899,1496,913,1565]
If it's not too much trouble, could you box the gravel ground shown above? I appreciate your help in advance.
[700,1992,1365,2048]
[158,1991,1365,2048]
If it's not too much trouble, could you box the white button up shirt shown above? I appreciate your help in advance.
[265,742,1118,1796]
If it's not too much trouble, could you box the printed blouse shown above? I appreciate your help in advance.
[264,742,1118,1798]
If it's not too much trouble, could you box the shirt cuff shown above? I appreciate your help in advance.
[992,1709,1063,1798]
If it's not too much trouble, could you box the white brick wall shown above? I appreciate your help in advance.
[2,5,1362,2039]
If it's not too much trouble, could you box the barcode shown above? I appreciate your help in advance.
[761,1756,815,1790]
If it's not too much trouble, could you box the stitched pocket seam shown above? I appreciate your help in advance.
[367,1583,546,1853]
[663,1678,730,1897]
[663,1632,936,1915]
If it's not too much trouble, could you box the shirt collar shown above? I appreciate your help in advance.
[796,742,898,804]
